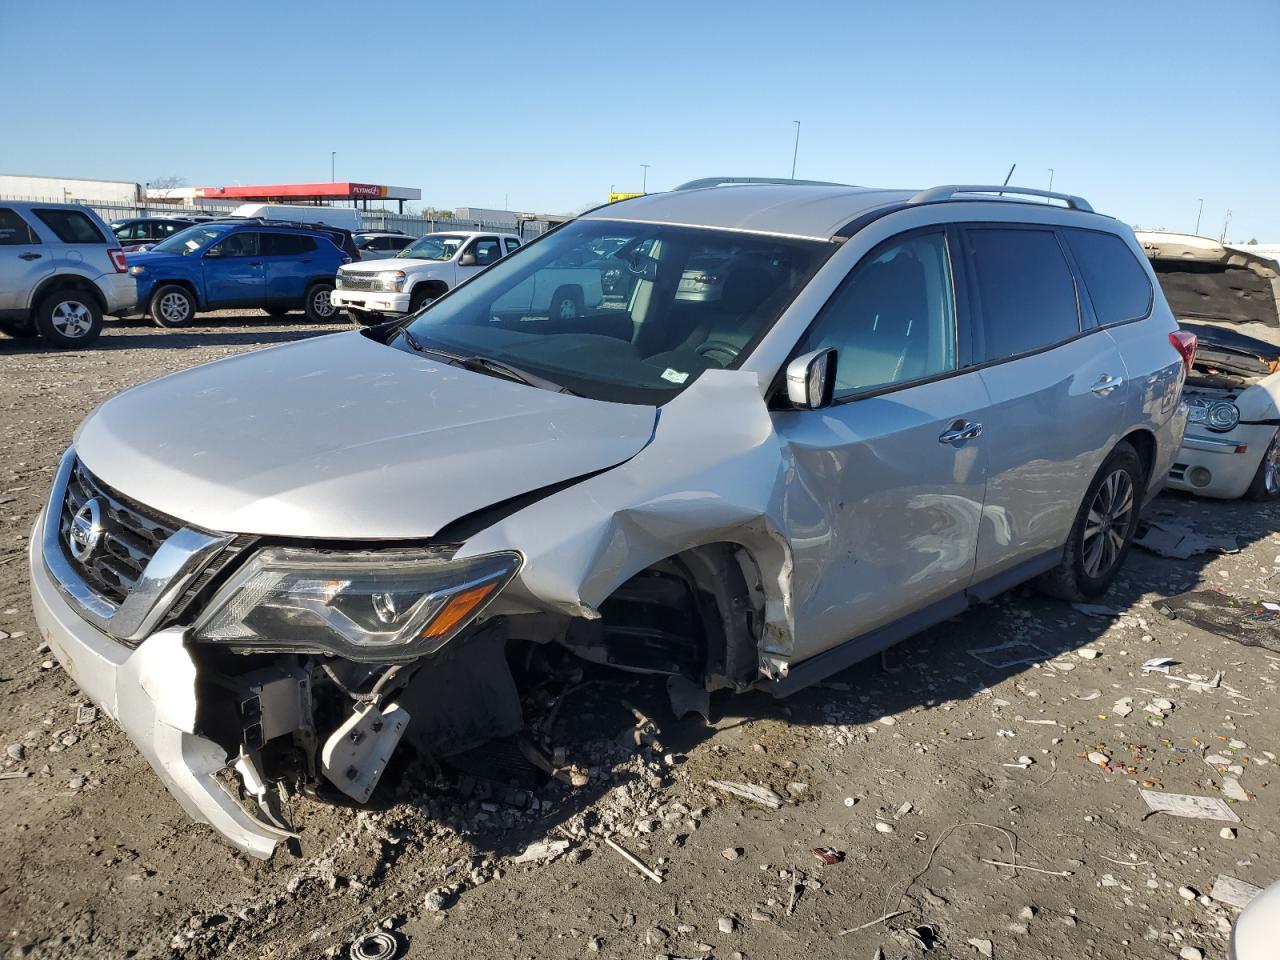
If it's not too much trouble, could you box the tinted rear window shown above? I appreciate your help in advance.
[1063,229,1152,326]
[261,233,316,256]
[0,208,38,245]
[33,208,107,244]
[966,228,1080,360]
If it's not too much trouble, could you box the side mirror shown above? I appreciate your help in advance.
[785,348,836,409]
[458,252,477,266]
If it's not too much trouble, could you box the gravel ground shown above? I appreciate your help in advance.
[1,315,1277,960]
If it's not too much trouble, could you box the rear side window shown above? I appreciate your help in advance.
[0,209,39,244]
[261,233,316,256]
[32,208,108,244]
[966,228,1080,360]
[472,238,502,265]
[1063,229,1152,326]
[505,238,521,254]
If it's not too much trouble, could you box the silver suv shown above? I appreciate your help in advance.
[0,201,135,347]
[28,179,1190,856]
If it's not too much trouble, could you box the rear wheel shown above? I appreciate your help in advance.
[35,291,103,348]
[1246,430,1280,500]
[304,282,336,322]
[1035,441,1143,601]
[149,284,196,328]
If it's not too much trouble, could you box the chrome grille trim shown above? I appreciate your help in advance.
[335,273,378,291]
[41,449,240,644]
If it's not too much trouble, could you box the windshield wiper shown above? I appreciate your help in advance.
[401,332,578,395]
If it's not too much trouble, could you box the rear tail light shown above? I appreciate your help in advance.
[108,248,128,273]
[1169,330,1197,375]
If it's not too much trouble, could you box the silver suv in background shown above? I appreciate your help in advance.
[29,179,1189,856]
[0,202,134,347]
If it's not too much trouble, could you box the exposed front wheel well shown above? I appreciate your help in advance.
[412,279,450,301]
[561,543,761,690]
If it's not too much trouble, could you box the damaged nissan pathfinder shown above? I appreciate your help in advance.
[29,179,1190,857]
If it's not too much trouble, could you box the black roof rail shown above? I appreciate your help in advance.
[908,185,1095,213]
[673,176,855,191]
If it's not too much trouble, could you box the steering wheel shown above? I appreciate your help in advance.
[626,253,656,278]
[695,340,741,364]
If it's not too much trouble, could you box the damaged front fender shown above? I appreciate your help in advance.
[459,371,798,671]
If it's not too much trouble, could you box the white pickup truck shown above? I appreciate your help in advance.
[332,231,521,324]
[332,230,610,325]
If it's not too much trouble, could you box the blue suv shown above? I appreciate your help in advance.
[125,220,352,327]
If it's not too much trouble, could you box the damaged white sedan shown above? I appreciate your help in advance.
[30,179,1189,856]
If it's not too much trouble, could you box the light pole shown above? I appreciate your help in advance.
[1047,168,1054,192]
[1195,198,1204,235]
[790,121,801,179]
[641,164,651,193]
[331,152,336,183]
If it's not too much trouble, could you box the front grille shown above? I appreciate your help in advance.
[60,461,179,603]
[57,460,253,625]
[336,273,378,291]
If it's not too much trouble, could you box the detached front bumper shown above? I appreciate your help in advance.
[330,288,411,314]
[1165,424,1276,499]
[28,509,291,859]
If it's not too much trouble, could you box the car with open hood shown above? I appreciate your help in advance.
[30,179,1188,857]
[1137,232,1280,499]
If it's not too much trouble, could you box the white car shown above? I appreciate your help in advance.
[1138,232,1280,500]
[1231,878,1280,959]
[331,230,521,324]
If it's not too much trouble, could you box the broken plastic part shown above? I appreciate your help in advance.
[321,700,410,803]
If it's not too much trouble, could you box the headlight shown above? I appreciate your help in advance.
[128,265,145,276]
[193,548,521,661]
[376,270,407,292]
[1186,397,1240,433]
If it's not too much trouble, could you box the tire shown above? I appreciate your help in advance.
[34,290,103,348]
[549,286,583,320]
[149,284,196,328]
[409,286,437,313]
[304,282,337,322]
[264,305,291,318]
[1034,441,1143,601]
[1246,429,1280,500]
[0,318,39,340]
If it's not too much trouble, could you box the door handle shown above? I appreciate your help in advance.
[1091,373,1124,396]
[939,419,982,445]
[19,252,42,261]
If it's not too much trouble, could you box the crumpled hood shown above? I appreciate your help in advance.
[73,332,657,539]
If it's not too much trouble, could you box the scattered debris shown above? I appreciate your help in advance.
[1220,778,1250,802]
[1210,874,1264,910]
[1219,827,1237,841]
[348,931,400,960]
[512,838,570,864]
[1134,519,1239,559]
[665,675,711,723]
[1141,657,1178,673]
[707,780,782,810]
[1155,590,1280,653]
[968,639,1049,669]
[603,836,663,884]
[1139,789,1241,823]
[967,937,995,958]
[721,847,743,862]
[1072,603,1119,618]
[874,822,895,834]
[75,704,97,725]
[812,847,844,864]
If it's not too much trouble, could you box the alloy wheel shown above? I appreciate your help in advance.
[159,292,190,324]
[50,300,93,338]
[556,297,575,320]
[1263,435,1280,496]
[1081,468,1134,579]
[312,288,334,317]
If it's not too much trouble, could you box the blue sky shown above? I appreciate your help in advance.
[2,1,1277,239]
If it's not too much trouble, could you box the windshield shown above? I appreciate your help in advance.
[398,234,465,261]
[149,224,228,255]
[397,219,832,404]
